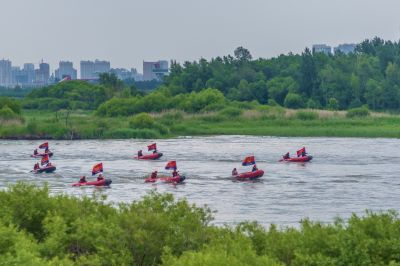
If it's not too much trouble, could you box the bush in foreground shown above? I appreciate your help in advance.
[0,183,400,265]
[346,106,370,118]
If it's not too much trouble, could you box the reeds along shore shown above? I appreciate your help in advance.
[1,107,400,140]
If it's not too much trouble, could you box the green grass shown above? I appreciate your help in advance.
[2,109,400,139]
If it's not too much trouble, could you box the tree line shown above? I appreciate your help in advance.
[164,37,400,110]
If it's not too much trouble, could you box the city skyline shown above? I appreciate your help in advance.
[0,58,171,87]
[1,0,400,74]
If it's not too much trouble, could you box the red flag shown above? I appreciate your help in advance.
[242,156,255,166]
[41,154,49,166]
[39,142,48,149]
[165,161,177,170]
[297,147,306,157]
[147,143,157,151]
[92,163,103,176]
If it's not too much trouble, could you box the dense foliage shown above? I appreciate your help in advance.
[164,37,400,111]
[0,97,23,121]
[0,183,400,265]
[96,88,225,117]
[23,81,108,110]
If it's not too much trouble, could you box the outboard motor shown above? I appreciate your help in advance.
[105,179,112,186]
[179,176,186,183]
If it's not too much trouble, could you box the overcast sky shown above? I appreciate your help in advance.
[1,0,400,73]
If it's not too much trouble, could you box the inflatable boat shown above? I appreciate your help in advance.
[234,169,264,180]
[135,152,163,160]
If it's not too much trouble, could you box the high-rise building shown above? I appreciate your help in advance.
[80,60,110,79]
[23,63,35,85]
[143,60,169,81]
[312,44,332,55]
[334,43,356,54]
[94,60,110,77]
[55,61,77,80]
[80,60,95,79]
[11,66,25,85]
[0,59,12,87]
[35,61,50,86]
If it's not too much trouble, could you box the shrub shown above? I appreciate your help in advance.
[96,97,139,116]
[200,102,226,112]
[219,107,243,118]
[25,80,108,110]
[0,105,19,120]
[26,119,38,134]
[159,111,184,125]
[179,88,225,112]
[268,99,279,107]
[327,98,339,110]
[200,114,226,122]
[296,111,319,120]
[0,97,22,114]
[129,113,169,136]
[284,93,304,109]
[129,113,155,129]
[349,98,363,109]
[306,99,321,109]
[346,107,370,118]
[0,183,399,265]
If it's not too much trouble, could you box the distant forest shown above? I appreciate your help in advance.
[164,37,400,111]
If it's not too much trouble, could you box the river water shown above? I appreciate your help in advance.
[0,136,399,227]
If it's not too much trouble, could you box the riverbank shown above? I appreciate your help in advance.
[0,182,399,265]
[1,108,400,139]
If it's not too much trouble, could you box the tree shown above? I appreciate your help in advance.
[234,47,252,62]
[300,48,318,97]
[284,93,304,109]
[327,98,339,110]
[99,73,124,93]
[364,79,383,110]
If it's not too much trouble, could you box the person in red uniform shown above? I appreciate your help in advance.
[232,168,238,176]
[151,171,158,179]
[97,174,105,181]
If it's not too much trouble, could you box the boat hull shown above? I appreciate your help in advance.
[135,152,163,160]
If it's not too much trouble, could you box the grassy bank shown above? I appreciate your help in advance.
[1,107,400,139]
[0,182,399,265]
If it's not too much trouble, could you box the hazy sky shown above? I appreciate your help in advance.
[1,0,400,73]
